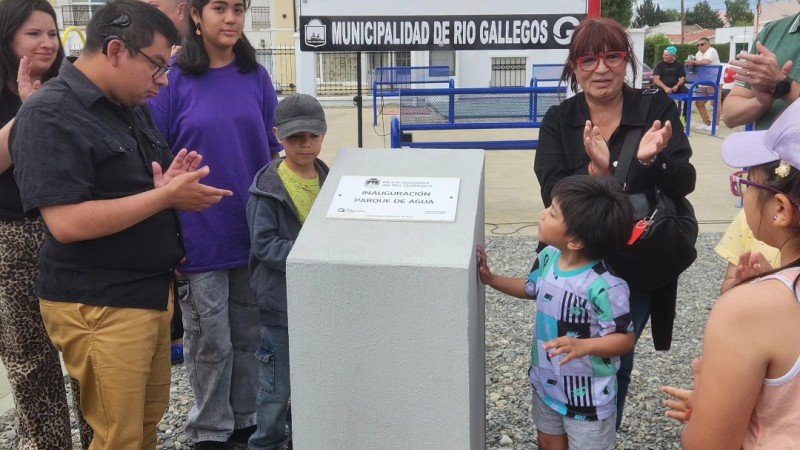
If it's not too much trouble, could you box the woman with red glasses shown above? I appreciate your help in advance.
[534,17,696,437]
[662,98,800,450]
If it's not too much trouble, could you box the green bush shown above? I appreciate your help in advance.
[644,33,670,68]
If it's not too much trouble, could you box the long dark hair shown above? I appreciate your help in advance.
[178,0,258,75]
[0,0,64,92]
[560,17,638,93]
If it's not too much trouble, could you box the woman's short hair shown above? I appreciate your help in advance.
[0,0,64,91]
[560,17,638,93]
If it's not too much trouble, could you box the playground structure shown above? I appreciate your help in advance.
[389,64,567,150]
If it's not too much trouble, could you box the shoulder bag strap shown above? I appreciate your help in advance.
[613,92,655,192]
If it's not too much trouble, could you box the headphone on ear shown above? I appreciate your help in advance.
[102,14,132,55]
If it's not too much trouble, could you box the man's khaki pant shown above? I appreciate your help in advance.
[694,85,719,125]
[39,294,172,450]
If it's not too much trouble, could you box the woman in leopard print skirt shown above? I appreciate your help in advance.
[0,1,90,448]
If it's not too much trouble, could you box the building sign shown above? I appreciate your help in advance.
[300,15,585,52]
[299,0,590,52]
[327,176,460,222]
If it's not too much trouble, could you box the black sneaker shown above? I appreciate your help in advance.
[193,442,226,450]
[227,425,257,443]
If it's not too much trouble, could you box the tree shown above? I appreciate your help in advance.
[644,33,671,66]
[725,0,754,26]
[602,0,634,27]
[634,0,662,27]
[662,8,681,22]
[685,0,724,29]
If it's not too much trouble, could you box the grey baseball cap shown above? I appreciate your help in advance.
[274,93,327,140]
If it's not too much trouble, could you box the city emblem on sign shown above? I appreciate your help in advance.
[304,18,326,48]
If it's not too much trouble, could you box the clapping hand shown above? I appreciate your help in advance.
[152,148,233,212]
[637,120,671,164]
[583,120,610,176]
[153,148,203,188]
[734,250,772,284]
[730,42,792,94]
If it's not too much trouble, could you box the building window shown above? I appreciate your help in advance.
[251,6,270,29]
[734,42,749,54]
[490,57,527,87]
[62,1,105,27]
[430,50,455,76]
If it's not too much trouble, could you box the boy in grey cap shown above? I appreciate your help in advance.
[246,93,329,449]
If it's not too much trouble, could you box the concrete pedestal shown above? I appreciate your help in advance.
[287,148,486,449]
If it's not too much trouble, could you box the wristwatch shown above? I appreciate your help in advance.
[773,76,794,99]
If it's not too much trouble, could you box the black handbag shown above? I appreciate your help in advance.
[606,92,698,290]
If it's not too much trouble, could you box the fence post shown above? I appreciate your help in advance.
[294,32,317,96]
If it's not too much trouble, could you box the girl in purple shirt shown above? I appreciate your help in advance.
[149,0,281,448]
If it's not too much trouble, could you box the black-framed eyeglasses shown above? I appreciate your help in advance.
[575,51,628,72]
[697,42,707,47]
[115,36,171,80]
[729,170,800,208]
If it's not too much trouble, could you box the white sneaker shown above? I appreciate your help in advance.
[702,124,713,131]
[694,124,712,131]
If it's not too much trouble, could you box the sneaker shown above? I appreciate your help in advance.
[702,124,713,131]
[171,345,184,365]
[193,442,226,450]
[227,425,257,444]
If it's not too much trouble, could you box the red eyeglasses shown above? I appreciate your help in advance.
[575,51,628,72]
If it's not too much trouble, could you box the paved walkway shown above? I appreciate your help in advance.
[0,105,739,417]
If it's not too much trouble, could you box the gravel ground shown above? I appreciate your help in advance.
[0,233,724,449]
[482,233,724,450]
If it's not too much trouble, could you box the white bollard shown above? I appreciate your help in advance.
[287,148,486,450]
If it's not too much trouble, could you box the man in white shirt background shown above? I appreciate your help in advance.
[685,38,721,130]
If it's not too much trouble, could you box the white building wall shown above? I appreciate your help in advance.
[715,26,755,56]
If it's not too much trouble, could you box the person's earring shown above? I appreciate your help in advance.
[773,215,778,222]
[195,23,201,36]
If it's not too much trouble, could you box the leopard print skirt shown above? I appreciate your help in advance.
[0,217,72,449]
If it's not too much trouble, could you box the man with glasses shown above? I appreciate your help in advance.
[9,0,232,448]
[685,38,721,131]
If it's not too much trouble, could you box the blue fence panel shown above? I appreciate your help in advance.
[391,86,564,150]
